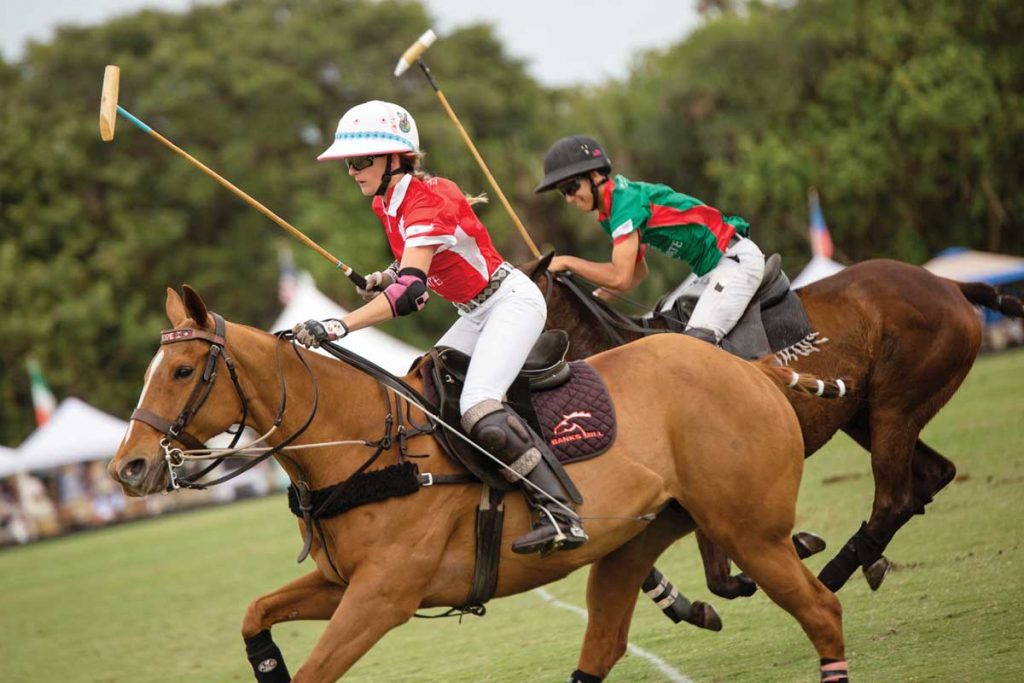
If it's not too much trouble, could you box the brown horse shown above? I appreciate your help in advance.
[110,286,846,682]
[523,254,1024,596]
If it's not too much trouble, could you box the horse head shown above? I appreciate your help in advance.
[109,285,248,496]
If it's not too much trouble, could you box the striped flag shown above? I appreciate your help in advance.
[26,359,57,426]
[808,188,834,259]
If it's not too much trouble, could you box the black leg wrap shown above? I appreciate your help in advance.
[852,521,886,568]
[643,568,692,624]
[817,537,859,593]
[567,670,603,683]
[244,630,291,683]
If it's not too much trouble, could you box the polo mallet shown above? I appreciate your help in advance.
[99,65,368,289]
[394,31,541,258]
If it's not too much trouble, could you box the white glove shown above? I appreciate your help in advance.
[292,318,348,348]
[357,263,399,302]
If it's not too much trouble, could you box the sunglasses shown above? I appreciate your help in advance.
[345,155,377,172]
[555,178,582,197]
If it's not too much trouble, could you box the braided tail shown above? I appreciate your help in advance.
[755,360,852,399]
[956,281,1024,318]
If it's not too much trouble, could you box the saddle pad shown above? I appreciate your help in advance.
[533,362,616,465]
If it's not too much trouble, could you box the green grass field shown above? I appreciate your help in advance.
[2,349,1022,682]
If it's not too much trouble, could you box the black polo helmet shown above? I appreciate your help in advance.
[535,135,612,193]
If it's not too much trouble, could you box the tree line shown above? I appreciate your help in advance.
[1,0,1021,444]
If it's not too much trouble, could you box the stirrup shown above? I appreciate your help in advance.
[511,508,587,555]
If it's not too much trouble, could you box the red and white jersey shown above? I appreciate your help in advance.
[372,174,505,304]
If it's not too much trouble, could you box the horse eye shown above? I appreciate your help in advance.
[173,366,194,380]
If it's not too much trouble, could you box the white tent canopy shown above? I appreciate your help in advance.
[923,248,1024,285]
[791,254,846,289]
[272,271,423,375]
[1,398,129,477]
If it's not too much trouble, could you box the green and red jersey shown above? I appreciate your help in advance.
[597,175,750,276]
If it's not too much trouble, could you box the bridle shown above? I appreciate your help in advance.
[129,312,322,492]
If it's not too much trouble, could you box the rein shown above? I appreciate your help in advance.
[549,272,671,345]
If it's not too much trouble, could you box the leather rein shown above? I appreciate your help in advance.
[546,271,671,346]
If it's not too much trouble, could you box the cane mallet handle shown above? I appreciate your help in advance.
[98,65,367,290]
[394,33,541,258]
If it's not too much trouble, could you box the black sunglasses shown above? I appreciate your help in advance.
[555,178,582,197]
[345,155,377,171]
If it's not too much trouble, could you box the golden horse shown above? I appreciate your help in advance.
[109,286,846,682]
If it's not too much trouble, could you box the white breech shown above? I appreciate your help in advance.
[435,269,548,414]
[686,237,766,342]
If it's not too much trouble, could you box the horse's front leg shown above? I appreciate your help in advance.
[290,567,430,682]
[241,569,347,682]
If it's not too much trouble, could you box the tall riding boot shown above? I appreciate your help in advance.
[463,399,587,556]
[510,455,588,555]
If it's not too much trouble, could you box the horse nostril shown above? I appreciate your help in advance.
[119,458,148,484]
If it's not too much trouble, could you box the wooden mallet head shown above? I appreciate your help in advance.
[99,65,120,142]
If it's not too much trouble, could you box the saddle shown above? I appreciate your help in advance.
[654,253,813,359]
[419,330,617,492]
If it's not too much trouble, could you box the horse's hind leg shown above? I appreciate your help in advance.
[241,569,346,681]
[729,538,847,679]
[820,421,957,593]
[911,439,957,513]
[573,506,699,681]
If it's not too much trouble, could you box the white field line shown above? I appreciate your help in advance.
[532,588,694,683]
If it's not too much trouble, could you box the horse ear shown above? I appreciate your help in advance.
[165,287,187,326]
[181,284,211,329]
[520,250,556,279]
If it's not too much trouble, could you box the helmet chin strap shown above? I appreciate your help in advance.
[375,154,409,197]
[589,174,608,212]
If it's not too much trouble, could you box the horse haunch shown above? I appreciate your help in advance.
[524,255,987,595]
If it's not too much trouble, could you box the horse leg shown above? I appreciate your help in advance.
[728,538,847,680]
[695,528,826,599]
[820,417,920,592]
[572,506,708,682]
[910,439,957,515]
[290,569,427,682]
[696,528,756,599]
[240,570,347,682]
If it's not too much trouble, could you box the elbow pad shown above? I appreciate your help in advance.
[383,267,430,317]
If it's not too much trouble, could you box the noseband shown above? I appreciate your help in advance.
[130,312,250,489]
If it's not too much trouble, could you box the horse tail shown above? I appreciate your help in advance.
[955,281,1024,319]
[755,360,851,399]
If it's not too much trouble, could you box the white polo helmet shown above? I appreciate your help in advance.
[317,100,420,161]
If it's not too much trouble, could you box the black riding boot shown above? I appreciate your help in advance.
[463,400,587,555]
[510,455,587,555]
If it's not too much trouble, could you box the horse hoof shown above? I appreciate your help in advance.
[708,573,758,600]
[735,573,758,597]
[688,601,723,632]
[793,531,827,559]
[863,556,891,591]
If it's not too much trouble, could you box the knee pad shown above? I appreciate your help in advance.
[462,400,542,479]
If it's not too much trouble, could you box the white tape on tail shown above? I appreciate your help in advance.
[836,379,846,397]
[788,371,800,387]
[815,379,826,396]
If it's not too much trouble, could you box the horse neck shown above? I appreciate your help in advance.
[225,323,396,484]
[540,272,651,360]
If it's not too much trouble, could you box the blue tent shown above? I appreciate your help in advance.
[924,248,1024,325]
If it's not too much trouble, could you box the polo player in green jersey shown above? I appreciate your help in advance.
[536,135,767,345]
